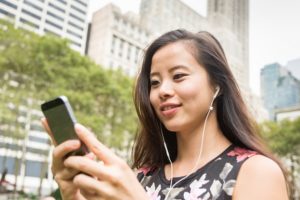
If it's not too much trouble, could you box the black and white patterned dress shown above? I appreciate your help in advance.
[137,145,257,200]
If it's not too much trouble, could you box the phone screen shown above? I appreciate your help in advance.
[41,96,88,156]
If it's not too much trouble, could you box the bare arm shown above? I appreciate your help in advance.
[233,155,288,200]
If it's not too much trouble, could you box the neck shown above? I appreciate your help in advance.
[169,111,231,177]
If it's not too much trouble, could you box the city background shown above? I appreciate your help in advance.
[0,0,299,199]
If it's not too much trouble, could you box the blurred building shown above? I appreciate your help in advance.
[87,0,266,121]
[87,4,150,76]
[139,0,207,35]
[261,62,300,120]
[286,58,300,80]
[243,91,269,122]
[0,72,56,196]
[275,105,300,121]
[207,0,249,92]
[0,0,89,54]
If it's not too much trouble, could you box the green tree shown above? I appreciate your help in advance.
[260,118,300,199]
[0,19,138,197]
[0,19,137,148]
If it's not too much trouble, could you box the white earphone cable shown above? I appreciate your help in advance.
[162,90,218,200]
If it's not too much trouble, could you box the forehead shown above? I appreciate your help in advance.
[150,41,200,72]
[152,41,193,61]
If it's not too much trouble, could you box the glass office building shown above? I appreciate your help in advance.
[261,63,300,120]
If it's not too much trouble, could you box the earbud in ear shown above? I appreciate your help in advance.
[213,86,220,99]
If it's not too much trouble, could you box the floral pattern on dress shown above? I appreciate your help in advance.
[227,147,257,162]
[138,146,258,200]
[146,183,162,200]
[183,174,210,200]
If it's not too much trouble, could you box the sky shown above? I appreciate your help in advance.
[87,0,300,95]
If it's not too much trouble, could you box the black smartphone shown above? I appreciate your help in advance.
[41,96,89,156]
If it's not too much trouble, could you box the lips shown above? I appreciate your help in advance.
[159,103,181,117]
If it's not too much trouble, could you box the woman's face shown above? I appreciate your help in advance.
[149,41,215,133]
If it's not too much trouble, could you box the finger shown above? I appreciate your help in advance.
[54,168,80,182]
[64,156,112,181]
[74,124,121,164]
[85,152,96,160]
[55,167,80,181]
[80,189,98,200]
[41,117,57,146]
[53,140,81,160]
[73,174,114,199]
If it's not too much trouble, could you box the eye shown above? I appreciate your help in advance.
[150,79,160,87]
[173,73,187,80]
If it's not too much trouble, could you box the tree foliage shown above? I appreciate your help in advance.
[259,118,300,156]
[0,19,137,150]
[259,118,300,199]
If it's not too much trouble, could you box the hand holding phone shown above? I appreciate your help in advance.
[41,96,89,156]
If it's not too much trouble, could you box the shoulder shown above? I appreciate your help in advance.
[233,155,288,200]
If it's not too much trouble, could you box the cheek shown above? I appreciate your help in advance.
[149,91,157,108]
[177,84,201,100]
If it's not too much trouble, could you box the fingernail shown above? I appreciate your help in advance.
[75,123,85,132]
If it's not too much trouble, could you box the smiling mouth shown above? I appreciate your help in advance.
[161,105,179,111]
[159,104,181,117]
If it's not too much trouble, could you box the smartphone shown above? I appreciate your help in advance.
[41,96,89,156]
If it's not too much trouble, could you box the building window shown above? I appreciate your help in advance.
[48,2,65,13]
[111,35,116,54]
[24,0,43,11]
[119,39,124,57]
[45,19,62,30]
[135,47,140,63]
[69,12,84,23]
[25,160,45,177]
[47,11,64,21]
[0,0,18,9]
[68,21,83,31]
[0,156,21,175]
[21,9,41,20]
[56,0,66,5]
[20,17,39,28]
[69,40,81,47]
[44,28,59,36]
[73,0,87,8]
[0,8,15,18]
[67,29,82,39]
[71,4,85,15]
[127,43,131,60]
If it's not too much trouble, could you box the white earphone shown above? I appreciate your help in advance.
[213,86,220,99]
[209,86,220,111]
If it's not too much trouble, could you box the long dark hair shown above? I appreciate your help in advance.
[132,29,281,171]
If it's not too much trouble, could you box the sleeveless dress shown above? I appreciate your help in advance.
[137,145,257,200]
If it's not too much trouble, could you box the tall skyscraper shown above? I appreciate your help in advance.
[0,0,89,54]
[261,62,300,120]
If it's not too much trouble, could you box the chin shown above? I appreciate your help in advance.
[163,123,182,132]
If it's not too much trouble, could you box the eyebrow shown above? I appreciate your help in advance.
[150,65,189,77]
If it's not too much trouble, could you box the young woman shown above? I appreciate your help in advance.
[42,30,288,200]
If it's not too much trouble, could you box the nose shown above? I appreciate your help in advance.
[159,80,174,100]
